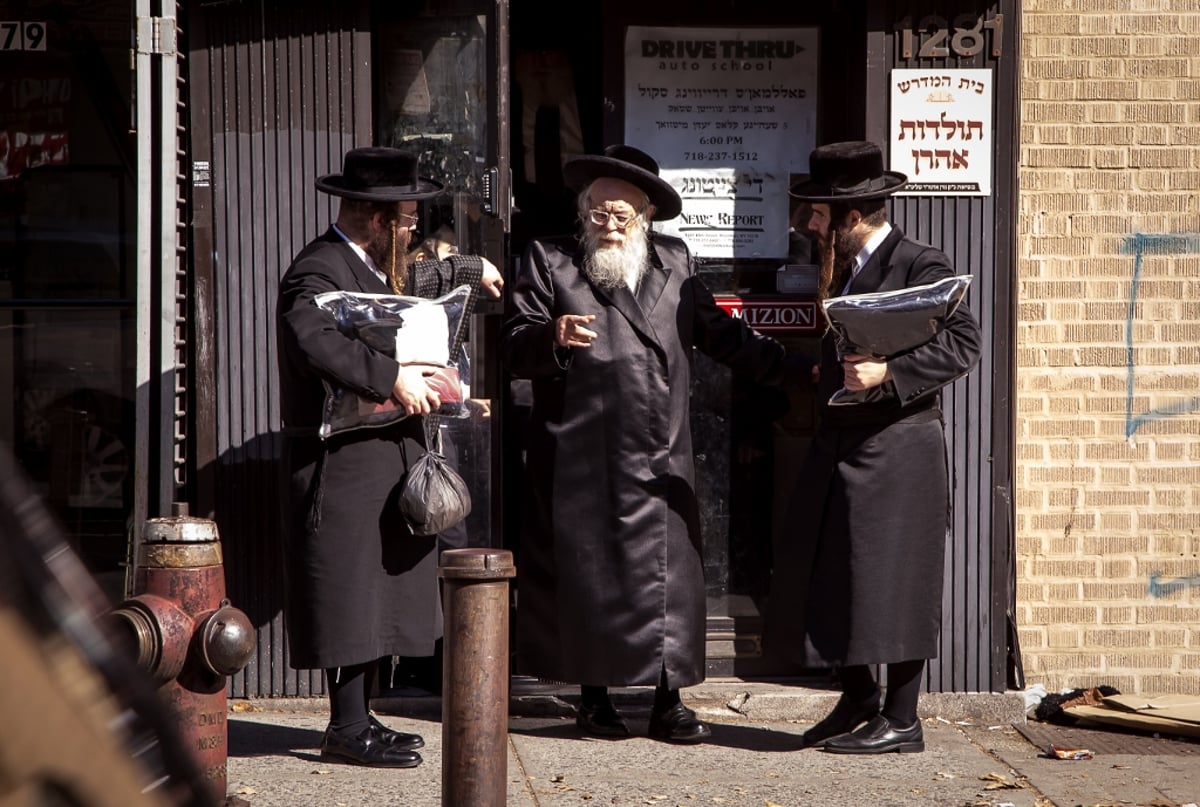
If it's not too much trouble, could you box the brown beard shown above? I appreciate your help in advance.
[366,221,412,294]
[816,228,839,306]
[816,220,867,303]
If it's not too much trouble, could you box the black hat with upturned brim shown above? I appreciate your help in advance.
[562,144,682,221]
[315,147,444,201]
[788,140,907,202]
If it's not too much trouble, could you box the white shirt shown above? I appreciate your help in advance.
[843,221,893,293]
[625,263,642,293]
[333,223,388,286]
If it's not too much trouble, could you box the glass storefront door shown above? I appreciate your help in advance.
[373,1,510,549]
[0,1,135,602]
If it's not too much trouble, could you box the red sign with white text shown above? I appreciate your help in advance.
[714,295,821,335]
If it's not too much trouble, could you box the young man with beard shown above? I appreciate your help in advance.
[501,145,808,744]
[276,147,503,768]
[766,141,981,754]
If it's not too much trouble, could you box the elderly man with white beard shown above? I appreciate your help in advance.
[501,145,810,744]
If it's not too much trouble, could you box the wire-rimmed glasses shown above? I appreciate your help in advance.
[587,208,640,229]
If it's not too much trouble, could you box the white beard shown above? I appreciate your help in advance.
[581,221,651,291]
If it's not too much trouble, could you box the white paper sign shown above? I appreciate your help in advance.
[624,26,819,258]
[890,68,992,196]
[661,168,786,259]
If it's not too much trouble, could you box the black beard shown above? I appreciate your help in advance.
[827,224,866,270]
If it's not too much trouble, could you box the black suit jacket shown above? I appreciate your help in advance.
[818,226,982,427]
[273,227,484,669]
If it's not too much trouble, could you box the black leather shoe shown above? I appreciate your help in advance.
[647,702,712,744]
[800,690,881,748]
[368,714,425,751]
[320,726,423,768]
[576,703,631,738]
[822,714,925,754]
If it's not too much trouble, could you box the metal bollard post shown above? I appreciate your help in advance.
[438,548,516,807]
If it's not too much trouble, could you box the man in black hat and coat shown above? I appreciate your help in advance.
[501,145,807,744]
[766,140,982,754]
[276,147,503,768]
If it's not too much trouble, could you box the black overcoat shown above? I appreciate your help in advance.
[276,229,481,670]
[500,233,805,688]
[766,226,982,668]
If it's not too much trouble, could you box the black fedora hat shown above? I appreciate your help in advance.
[562,144,682,221]
[315,147,444,201]
[788,141,907,202]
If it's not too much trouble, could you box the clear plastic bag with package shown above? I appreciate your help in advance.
[313,285,472,438]
[821,274,972,406]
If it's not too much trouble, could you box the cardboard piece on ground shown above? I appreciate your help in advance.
[1065,694,1200,738]
[1099,694,1200,725]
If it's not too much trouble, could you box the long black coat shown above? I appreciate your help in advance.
[276,229,481,670]
[500,233,804,688]
[767,226,982,668]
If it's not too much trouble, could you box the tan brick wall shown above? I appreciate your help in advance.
[1019,3,1200,696]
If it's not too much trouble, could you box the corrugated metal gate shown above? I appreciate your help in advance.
[864,0,1020,692]
[188,0,372,698]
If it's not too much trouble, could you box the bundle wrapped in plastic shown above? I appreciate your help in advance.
[398,427,472,536]
[313,285,472,438]
[822,274,972,406]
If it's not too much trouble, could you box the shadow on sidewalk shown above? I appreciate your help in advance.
[228,720,323,758]
[508,714,807,752]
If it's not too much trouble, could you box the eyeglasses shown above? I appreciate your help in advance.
[587,208,641,229]
[396,212,419,228]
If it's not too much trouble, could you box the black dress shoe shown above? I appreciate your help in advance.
[822,714,925,754]
[368,714,425,751]
[800,690,881,748]
[320,726,423,768]
[576,703,631,738]
[647,702,712,744]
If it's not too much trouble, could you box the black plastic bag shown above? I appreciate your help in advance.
[822,274,972,406]
[399,428,472,536]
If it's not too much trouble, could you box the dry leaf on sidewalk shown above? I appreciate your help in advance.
[980,772,1022,790]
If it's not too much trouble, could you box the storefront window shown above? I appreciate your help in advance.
[374,3,500,549]
[375,11,489,196]
[0,3,135,601]
[375,7,495,263]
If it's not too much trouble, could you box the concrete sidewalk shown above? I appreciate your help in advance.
[224,681,1200,807]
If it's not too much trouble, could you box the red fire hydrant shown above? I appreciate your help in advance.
[108,506,255,805]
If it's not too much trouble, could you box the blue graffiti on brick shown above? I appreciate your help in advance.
[1147,571,1200,598]
[1121,233,1200,438]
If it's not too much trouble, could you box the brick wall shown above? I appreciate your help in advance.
[1018,4,1200,696]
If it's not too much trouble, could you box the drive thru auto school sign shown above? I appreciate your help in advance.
[714,295,820,334]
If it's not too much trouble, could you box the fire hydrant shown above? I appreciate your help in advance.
[108,506,255,805]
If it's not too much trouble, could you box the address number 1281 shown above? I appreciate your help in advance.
[895,13,1004,60]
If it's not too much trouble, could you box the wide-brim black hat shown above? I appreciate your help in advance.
[562,144,682,221]
[315,147,444,201]
[788,141,907,202]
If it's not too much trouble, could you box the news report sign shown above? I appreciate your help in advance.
[714,295,820,335]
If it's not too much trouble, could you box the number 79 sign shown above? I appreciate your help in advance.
[1,21,48,51]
